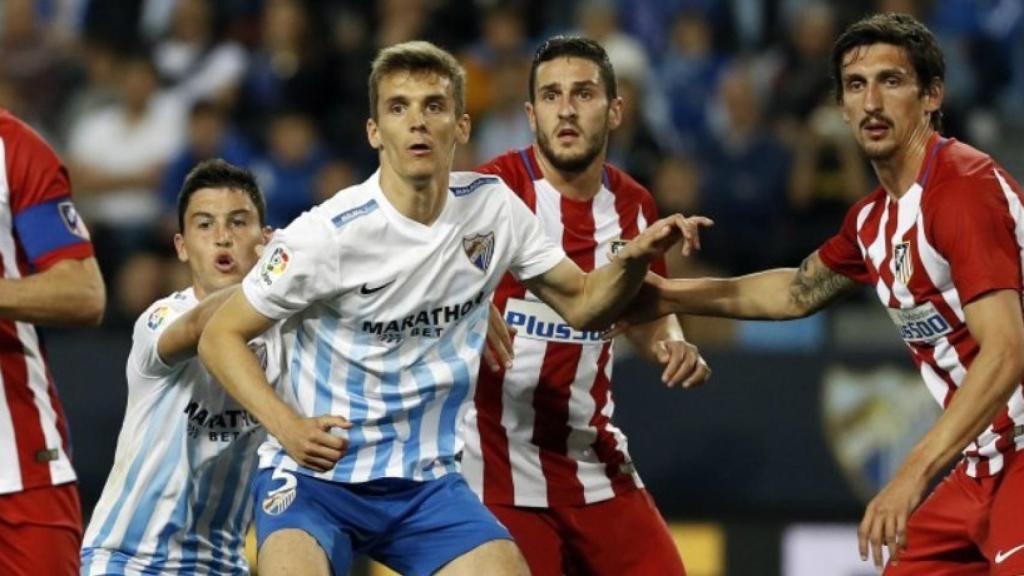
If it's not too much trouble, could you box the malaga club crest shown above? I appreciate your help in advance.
[463,232,495,273]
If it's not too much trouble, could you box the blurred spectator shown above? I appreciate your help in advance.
[159,100,253,216]
[462,2,531,119]
[607,76,664,187]
[785,105,870,260]
[66,50,186,270]
[250,111,329,228]
[473,55,533,163]
[769,3,836,137]
[238,0,340,146]
[58,37,120,143]
[0,0,77,134]
[657,10,728,153]
[699,62,791,274]
[152,0,248,107]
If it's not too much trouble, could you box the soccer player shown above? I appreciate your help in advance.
[81,160,279,574]
[463,36,709,576]
[198,41,707,576]
[0,108,105,576]
[613,13,1024,576]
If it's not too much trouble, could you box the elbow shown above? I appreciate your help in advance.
[74,282,106,326]
[196,326,218,367]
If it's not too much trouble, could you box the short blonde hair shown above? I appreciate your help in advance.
[368,41,466,120]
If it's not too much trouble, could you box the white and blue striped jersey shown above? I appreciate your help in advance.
[82,288,284,575]
[243,170,565,484]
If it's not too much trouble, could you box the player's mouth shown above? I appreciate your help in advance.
[555,126,581,144]
[214,253,236,273]
[861,118,892,140]
[408,142,433,157]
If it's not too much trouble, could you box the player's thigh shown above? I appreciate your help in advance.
[436,538,529,576]
[372,474,517,576]
[258,529,332,576]
[562,489,685,576]
[884,469,987,576]
[252,467,353,575]
[988,453,1024,576]
[489,504,566,576]
[0,521,80,576]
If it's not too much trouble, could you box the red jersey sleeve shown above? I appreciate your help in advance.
[2,112,93,270]
[928,171,1023,305]
[818,198,873,284]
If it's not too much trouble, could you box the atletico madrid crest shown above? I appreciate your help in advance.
[893,241,913,284]
[463,232,495,273]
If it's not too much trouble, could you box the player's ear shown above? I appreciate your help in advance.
[607,96,623,130]
[173,232,189,263]
[525,101,537,134]
[262,226,274,243]
[455,113,471,145]
[367,118,381,150]
[923,79,943,115]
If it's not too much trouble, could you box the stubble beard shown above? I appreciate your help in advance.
[536,124,609,174]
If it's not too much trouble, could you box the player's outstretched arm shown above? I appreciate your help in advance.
[857,288,1024,569]
[198,291,351,472]
[157,285,240,366]
[0,257,105,326]
[524,214,712,331]
[615,250,859,328]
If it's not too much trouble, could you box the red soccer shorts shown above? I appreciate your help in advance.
[0,482,82,576]
[488,488,685,576]
[886,449,1024,576]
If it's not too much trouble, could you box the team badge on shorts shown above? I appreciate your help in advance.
[893,241,913,284]
[262,469,298,516]
[58,201,91,240]
[260,246,291,286]
[463,232,495,273]
[147,306,171,331]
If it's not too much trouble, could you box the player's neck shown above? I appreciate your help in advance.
[873,126,934,200]
[378,163,448,225]
[533,145,605,202]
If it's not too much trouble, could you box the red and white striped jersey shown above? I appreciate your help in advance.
[461,147,666,507]
[0,109,94,496]
[819,134,1024,478]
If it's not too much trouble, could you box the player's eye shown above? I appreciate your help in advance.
[390,103,406,114]
[846,79,864,91]
[885,76,902,87]
[427,101,444,113]
[542,91,558,102]
[196,220,212,230]
[231,218,248,227]
[577,89,593,100]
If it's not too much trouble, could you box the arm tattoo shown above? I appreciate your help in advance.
[789,254,857,314]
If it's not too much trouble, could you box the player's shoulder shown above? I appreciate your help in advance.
[448,171,506,198]
[0,109,58,163]
[602,162,657,206]
[305,176,381,233]
[134,289,197,336]
[929,138,1006,195]
[476,149,527,177]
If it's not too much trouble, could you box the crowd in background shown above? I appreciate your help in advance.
[2,0,1022,338]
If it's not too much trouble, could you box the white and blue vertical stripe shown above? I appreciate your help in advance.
[260,306,489,483]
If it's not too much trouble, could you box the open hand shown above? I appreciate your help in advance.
[617,214,714,262]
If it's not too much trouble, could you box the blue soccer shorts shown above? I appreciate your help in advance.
[252,467,512,575]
